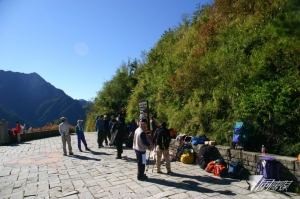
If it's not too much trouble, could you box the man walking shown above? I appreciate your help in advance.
[15,121,22,143]
[95,115,105,148]
[59,117,73,156]
[133,119,153,180]
[75,120,90,152]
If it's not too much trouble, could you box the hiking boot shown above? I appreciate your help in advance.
[79,149,83,152]
[167,171,172,174]
[63,154,67,156]
[157,171,163,174]
[116,156,122,159]
[86,148,91,151]
[69,152,74,155]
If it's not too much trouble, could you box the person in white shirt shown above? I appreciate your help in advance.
[59,117,73,155]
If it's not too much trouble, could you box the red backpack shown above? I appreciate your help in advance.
[213,164,227,177]
[205,161,215,173]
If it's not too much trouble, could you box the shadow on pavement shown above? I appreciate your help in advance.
[122,156,137,163]
[89,150,113,156]
[169,171,238,185]
[71,154,101,161]
[148,178,236,196]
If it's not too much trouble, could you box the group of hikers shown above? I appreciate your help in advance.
[58,111,173,181]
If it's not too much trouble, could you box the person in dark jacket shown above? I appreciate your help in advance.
[103,115,110,146]
[95,115,105,148]
[111,118,125,159]
[152,122,171,174]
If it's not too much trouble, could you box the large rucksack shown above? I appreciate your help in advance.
[196,145,216,169]
[175,137,193,161]
[255,156,280,180]
[155,127,170,150]
[232,122,251,149]
[228,162,244,180]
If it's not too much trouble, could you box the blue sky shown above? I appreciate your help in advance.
[0,0,209,101]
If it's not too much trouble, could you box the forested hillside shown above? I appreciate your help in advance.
[86,0,300,156]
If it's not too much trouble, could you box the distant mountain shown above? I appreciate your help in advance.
[76,99,92,106]
[0,70,86,129]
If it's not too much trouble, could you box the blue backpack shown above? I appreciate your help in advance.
[232,122,251,143]
[228,162,244,180]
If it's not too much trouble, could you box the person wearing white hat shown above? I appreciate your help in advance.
[59,117,73,155]
[75,120,90,152]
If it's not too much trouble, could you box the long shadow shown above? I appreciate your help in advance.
[168,171,237,185]
[71,154,101,161]
[88,150,113,156]
[122,156,137,163]
[148,178,236,196]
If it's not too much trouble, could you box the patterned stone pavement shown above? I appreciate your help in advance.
[0,132,299,199]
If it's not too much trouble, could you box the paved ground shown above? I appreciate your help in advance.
[0,132,299,199]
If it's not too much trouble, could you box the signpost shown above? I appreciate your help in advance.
[138,100,150,130]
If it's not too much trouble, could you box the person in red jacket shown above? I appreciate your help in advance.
[15,121,22,143]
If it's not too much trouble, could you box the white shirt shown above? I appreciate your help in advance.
[59,122,69,135]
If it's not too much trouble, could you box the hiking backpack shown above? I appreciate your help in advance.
[232,122,251,149]
[196,145,216,169]
[155,127,170,150]
[175,137,192,161]
[205,161,215,173]
[255,156,280,180]
[228,162,244,180]
[213,163,227,177]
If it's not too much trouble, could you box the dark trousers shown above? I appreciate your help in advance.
[116,138,123,157]
[136,152,146,178]
[104,129,111,145]
[97,130,104,146]
[77,133,87,149]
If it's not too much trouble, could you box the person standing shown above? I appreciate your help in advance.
[75,120,90,152]
[95,115,105,148]
[150,115,157,138]
[133,119,153,180]
[59,117,73,156]
[104,116,110,146]
[15,121,22,143]
[152,122,171,174]
[111,118,125,159]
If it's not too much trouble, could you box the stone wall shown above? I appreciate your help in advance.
[19,130,61,142]
[169,139,300,186]
[0,130,61,145]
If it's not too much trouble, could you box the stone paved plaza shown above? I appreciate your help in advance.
[0,132,299,199]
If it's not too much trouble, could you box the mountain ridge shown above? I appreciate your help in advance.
[0,70,86,129]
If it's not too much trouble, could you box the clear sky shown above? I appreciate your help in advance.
[0,0,209,101]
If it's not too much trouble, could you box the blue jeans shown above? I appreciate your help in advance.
[77,133,87,150]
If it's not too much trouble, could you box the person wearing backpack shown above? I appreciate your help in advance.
[152,122,172,174]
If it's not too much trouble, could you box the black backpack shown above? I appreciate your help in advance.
[155,127,170,150]
[196,145,216,169]
[228,162,244,180]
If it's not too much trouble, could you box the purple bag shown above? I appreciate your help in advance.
[233,134,241,143]
[256,156,280,180]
